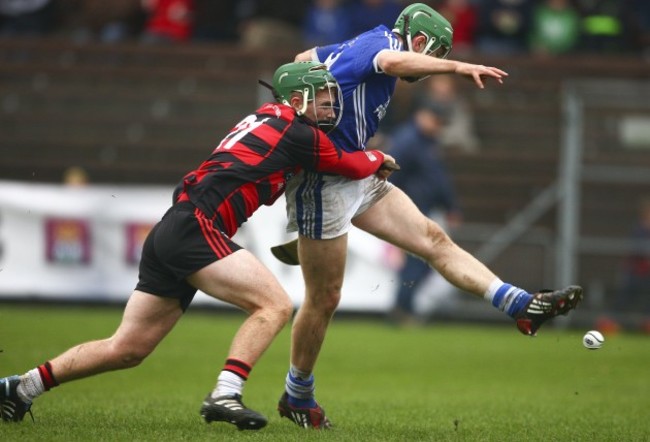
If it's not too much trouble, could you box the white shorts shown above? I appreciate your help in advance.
[285,171,394,239]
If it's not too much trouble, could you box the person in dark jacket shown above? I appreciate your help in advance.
[388,100,462,324]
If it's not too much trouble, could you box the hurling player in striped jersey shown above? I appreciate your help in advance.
[275,3,583,429]
[0,62,399,430]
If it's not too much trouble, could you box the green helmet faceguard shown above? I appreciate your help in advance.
[393,3,453,59]
[272,61,342,133]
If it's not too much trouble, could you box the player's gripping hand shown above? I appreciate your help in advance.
[377,154,399,180]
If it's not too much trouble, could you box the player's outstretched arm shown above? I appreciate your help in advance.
[377,50,508,89]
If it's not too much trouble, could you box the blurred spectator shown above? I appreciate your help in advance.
[419,75,480,153]
[62,166,90,187]
[598,198,650,334]
[192,0,239,42]
[57,0,144,43]
[0,0,55,36]
[628,0,650,57]
[477,0,533,56]
[529,0,581,56]
[348,0,401,37]
[386,100,462,326]
[438,0,479,56]
[574,0,631,54]
[140,0,194,44]
[617,199,650,315]
[302,0,352,47]
[236,0,306,50]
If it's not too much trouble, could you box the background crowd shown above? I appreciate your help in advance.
[1,0,649,58]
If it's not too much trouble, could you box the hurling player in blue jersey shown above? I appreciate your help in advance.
[275,3,584,429]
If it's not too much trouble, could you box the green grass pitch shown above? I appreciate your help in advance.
[1,304,649,441]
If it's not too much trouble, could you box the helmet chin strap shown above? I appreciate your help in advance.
[403,13,438,56]
[296,88,310,115]
[422,37,437,55]
[408,31,437,55]
[406,32,415,52]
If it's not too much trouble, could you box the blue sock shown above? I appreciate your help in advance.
[286,372,316,408]
[492,283,533,318]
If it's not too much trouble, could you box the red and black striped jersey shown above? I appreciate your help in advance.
[175,102,385,237]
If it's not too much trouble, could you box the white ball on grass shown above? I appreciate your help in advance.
[583,330,604,350]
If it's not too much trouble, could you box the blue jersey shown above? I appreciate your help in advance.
[316,25,401,153]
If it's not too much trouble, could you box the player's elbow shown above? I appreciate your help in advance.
[294,49,314,62]
[377,52,403,77]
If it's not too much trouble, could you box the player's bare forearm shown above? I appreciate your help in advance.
[377,51,508,89]
[378,50,458,77]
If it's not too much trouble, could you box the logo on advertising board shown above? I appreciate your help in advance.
[125,222,153,265]
[45,218,91,265]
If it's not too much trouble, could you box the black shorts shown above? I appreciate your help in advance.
[135,202,242,311]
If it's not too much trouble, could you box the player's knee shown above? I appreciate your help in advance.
[316,289,341,315]
[426,221,451,247]
[254,295,293,325]
[421,221,453,260]
[120,352,147,368]
[324,296,340,316]
[275,297,295,324]
[110,341,152,368]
